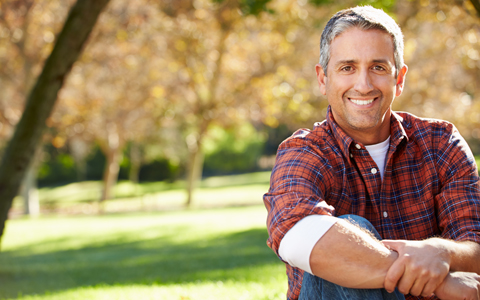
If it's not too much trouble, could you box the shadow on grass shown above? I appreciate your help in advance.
[0,228,281,299]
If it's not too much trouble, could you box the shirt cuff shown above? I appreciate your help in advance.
[278,215,338,274]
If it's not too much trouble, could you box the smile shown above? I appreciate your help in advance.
[349,98,375,106]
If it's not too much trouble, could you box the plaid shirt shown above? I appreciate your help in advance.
[264,107,480,300]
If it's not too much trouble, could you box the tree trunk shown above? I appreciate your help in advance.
[21,145,42,217]
[0,0,110,245]
[185,135,205,207]
[100,147,122,202]
[100,123,122,202]
[69,137,90,182]
[129,142,142,184]
[22,163,40,217]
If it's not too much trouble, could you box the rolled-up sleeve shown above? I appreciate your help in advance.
[263,131,336,259]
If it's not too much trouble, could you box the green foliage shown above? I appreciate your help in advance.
[212,0,274,15]
[37,146,180,186]
[308,0,333,6]
[138,159,181,182]
[262,124,293,156]
[308,0,395,12]
[356,0,395,11]
[239,0,274,15]
[203,124,266,176]
[0,206,286,299]
[37,146,78,186]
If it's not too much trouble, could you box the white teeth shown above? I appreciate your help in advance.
[350,99,374,105]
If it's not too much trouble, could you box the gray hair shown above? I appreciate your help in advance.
[319,6,404,77]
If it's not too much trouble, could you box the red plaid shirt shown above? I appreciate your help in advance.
[264,107,480,300]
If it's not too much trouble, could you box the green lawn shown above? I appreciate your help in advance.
[10,172,273,215]
[0,206,287,300]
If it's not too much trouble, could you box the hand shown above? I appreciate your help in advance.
[382,239,451,297]
[434,272,480,300]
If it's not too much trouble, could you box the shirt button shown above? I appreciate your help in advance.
[371,168,377,174]
[355,144,361,149]
[350,153,353,158]
[383,211,388,218]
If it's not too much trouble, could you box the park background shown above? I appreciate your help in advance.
[0,0,479,299]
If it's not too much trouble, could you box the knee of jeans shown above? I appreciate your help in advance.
[338,214,377,234]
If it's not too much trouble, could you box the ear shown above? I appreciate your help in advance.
[315,64,327,95]
[395,65,408,97]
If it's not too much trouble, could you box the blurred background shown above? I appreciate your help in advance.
[1,0,479,213]
[0,0,479,299]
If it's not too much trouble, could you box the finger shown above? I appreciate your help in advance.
[384,259,405,293]
[396,267,417,295]
[420,279,437,298]
[408,275,430,297]
[420,268,448,297]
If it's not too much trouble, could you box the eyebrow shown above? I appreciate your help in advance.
[334,59,393,68]
[334,60,356,67]
[372,59,392,65]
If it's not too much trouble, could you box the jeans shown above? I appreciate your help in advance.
[298,214,405,300]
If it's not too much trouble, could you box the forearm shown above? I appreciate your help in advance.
[447,240,480,274]
[417,238,480,274]
[433,271,480,299]
[310,218,398,289]
[382,237,480,296]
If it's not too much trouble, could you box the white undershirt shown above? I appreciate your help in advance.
[365,136,390,181]
[278,136,391,274]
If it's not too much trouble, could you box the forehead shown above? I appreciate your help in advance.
[329,27,395,65]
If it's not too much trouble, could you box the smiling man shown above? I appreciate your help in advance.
[264,6,480,300]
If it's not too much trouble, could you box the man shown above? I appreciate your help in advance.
[263,6,480,300]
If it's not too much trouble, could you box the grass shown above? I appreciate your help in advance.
[1,172,287,300]
[0,207,286,300]
[10,172,273,215]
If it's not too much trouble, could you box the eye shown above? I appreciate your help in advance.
[373,65,386,71]
[340,66,353,72]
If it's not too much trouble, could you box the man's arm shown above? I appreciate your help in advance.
[309,218,398,288]
[380,125,480,297]
[449,240,480,273]
[310,222,480,298]
[434,272,480,300]
[382,238,480,296]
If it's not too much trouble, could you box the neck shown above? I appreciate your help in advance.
[348,126,390,145]
[338,114,392,146]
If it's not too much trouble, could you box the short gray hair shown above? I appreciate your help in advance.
[319,6,404,77]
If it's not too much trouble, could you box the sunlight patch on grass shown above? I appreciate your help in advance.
[2,206,268,252]
[10,171,272,215]
[11,277,286,300]
[0,206,287,300]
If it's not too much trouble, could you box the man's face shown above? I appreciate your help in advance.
[316,27,407,144]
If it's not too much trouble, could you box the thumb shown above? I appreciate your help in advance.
[382,239,403,251]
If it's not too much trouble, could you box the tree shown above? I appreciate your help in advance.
[390,0,479,147]
[0,0,78,215]
[54,0,169,201]
[0,0,110,245]
[156,0,340,206]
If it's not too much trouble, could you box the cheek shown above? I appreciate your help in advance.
[327,80,348,95]
[378,76,397,89]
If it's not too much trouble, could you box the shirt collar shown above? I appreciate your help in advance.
[325,106,409,159]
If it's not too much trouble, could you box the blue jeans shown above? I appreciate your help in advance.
[298,215,405,300]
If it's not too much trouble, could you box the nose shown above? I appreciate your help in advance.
[353,69,374,94]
